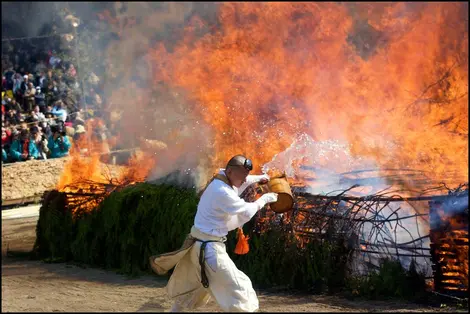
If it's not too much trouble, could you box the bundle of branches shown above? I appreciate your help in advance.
[33,183,198,274]
[61,178,133,218]
[298,184,467,270]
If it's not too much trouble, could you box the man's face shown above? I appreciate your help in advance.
[226,166,250,188]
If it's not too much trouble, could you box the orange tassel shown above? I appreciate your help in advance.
[234,227,250,255]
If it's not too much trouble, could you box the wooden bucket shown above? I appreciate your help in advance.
[266,175,294,213]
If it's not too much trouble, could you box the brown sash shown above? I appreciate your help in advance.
[198,172,233,197]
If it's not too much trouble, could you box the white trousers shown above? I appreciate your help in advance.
[167,227,259,312]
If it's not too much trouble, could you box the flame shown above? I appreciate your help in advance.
[432,206,469,292]
[150,2,467,188]
[57,118,159,215]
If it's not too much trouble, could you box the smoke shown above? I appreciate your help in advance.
[5,2,465,191]
[53,2,222,190]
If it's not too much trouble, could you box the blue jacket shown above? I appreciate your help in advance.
[48,135,71,158]
[9,138,40,161]
[2,148,7,162]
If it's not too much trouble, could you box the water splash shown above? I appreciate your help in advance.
[262,133,390,196]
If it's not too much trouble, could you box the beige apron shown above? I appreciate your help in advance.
[149,225,259,312]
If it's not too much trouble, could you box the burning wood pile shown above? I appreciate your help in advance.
[429,184,469,298]
[53,118,167,218]
[241,180,469,298]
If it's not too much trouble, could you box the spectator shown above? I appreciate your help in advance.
[9,129,39,161]
[37,71,47,88]
[5,109,20,125]
[2,126,12,151]
[48,124,71,158]
[34,86,46,111]
[1,94,9,107]
[67,63,77,78]
[4,67,15,89]
[51,100,67,122]
[86,88,102,109]
[73,124,88,154]
[30,126,48,160]
[31,104,46,122]
[44,111,56,127]
[2,147,7,163]
[12,73,23,98]
[24,82,36,111]
[8,98,22,112]
[48,51,61,69]
[20,74,29,94]
[40,120,52,139]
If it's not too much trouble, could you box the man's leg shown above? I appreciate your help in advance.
[204,243,259,312]
[166,244,212,311]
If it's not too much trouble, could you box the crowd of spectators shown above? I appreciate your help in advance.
[2,39,104,164]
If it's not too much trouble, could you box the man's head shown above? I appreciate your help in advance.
[224,154,253,188]
[30,126,39,137]
[50,125,60,135]
[20,129,29,141]
[12,129,20,139]
[28,82,33,89]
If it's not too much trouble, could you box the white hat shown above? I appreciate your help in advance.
[75,125,86,134]
[23,74,28,79]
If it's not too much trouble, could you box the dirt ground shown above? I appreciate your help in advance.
[2,215,466,313]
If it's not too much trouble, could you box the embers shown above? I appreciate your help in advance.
[429,192,469,297]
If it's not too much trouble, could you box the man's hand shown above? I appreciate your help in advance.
[21,153,28,160]
[258,174,270,184]
[254,192,278,210]
[260,192,278,204]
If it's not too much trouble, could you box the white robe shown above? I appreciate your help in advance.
[150,170,266,312]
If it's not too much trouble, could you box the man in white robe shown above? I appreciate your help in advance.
[150,155,278,312]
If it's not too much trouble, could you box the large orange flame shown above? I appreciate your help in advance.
[57,118,158,197]
[150,2,468,188]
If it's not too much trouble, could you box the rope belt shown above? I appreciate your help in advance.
[194,238,224,288]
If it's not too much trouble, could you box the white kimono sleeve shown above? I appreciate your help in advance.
[238,174,267,196]
[226,214,252,231]
[217,188,260,229]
